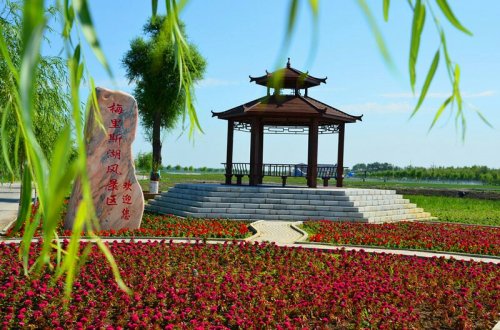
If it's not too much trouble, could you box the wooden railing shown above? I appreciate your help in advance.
[222,163,348,186]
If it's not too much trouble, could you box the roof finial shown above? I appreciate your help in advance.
[287,57,291,68]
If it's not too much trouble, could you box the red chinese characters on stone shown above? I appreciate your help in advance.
[123,180,133,191]
[106,195,117,206]
[107,102,123,114]
[107,179,119,192]
[121,208,131,220]
[107,149,121,160]
[122,194,132,205]
[103,98,136,223]
[108,133,122,146]
[107,164,121,175]
[109,119,122,128]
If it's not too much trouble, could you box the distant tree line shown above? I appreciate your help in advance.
[351,163,500,185]
[134,151,223,173]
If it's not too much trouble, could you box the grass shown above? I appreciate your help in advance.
[139,172,500,193]
[405,195,500,226]
[344,179,500,191]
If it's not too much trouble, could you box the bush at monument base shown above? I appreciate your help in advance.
[0,242,498,328]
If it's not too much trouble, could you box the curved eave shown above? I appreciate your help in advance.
[249,68,327,89]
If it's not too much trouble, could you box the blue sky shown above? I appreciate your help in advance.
[75,1,499,168]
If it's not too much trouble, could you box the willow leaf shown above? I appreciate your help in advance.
[287,0,299,37]
[409,0,426,92]
[10,164,32,235]
[1,103,14,177]
[474,109,493,128]
[94,239,131,294]
[383,0,390,21]
[411,49,439,117]
[308,0,319,15]
[73,0,112,76]
[357,0,394,69]
[453,64,462,118]
[152,0,158,20]
[435,0,472,35]
[439,29,453,80]
[429,95,452,130]
[0,31,20,83]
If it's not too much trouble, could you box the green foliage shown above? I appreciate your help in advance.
[123,15,206,173]
[0,0,129,299]
[134,151,153,171]
[406,195,500,226]
[362,0,483,138]
[353,163,500,185]
[0,2,70,180]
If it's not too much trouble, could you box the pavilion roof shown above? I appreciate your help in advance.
[212,94,362,124]
[249,58,327,89]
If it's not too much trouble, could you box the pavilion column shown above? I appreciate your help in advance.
[307,119,319,188]
[336,123,345,187]
[249,118,262,186]
[257,123,264,184]
[225,120,234,185]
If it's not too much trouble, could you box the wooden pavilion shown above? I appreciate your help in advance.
[212,59,362,188]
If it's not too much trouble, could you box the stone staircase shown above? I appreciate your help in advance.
[145,183,434,223]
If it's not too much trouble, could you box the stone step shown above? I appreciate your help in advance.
[147,183,432,224]
[173,184,396,196]
[168,186,403,201]
[147,201,432,224]
[164,191,407,207]
[149,200,366,219]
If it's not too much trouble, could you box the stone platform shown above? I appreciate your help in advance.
[145,184,433,223]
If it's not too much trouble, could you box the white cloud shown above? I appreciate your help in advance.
[464,90,496,98]
[195,78,240,88]
[341,102,411,114]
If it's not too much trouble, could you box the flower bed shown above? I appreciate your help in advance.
[0,242,498,328]
[302,221,500,256]
[6,213,251,239]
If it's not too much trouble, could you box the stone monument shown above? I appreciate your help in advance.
[64,87,144,231]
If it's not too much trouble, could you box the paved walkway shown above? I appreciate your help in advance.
[0,183,21,234]
[249,221,305,243]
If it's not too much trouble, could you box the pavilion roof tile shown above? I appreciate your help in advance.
[212,94,362,123]
[249,58,327,89]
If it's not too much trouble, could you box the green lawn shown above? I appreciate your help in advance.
[345,179,500,191]
[139,172,500,192]
[405,195,500,226]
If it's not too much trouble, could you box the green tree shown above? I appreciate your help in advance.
[134,151,153,171]
[122,16,206,183]
[0,1,70,180]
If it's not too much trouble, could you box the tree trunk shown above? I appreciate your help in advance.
[151,110,162,181]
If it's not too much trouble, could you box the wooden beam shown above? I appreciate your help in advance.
[258,122,264,184]
[225,120,234,184]
[336,123,345,187]
[307,119,319,188]
[249,119,262,185]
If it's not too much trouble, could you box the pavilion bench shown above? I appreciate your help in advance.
[223,163,342,187]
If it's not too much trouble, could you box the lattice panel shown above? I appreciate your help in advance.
[233,122,339,134]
